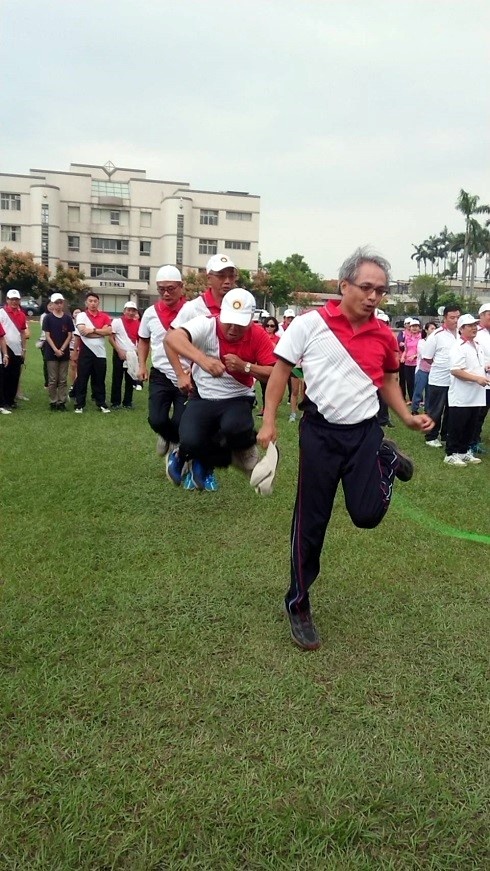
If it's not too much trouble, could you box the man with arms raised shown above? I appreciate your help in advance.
[165,288,276,492]
[258,247,434,651]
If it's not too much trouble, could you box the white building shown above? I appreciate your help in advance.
[0,161,260,311]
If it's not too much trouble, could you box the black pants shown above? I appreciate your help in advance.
[3,347,23,406]
[148,367,186,444]
[179,394,256,468]
[286,410,397,614]
[110,351,134,407]
[398,363,407,400]
[376,391,390,426]
[470,392,490,445]
[0,361,6,406]
[446,406,482,455]
[74,347,107,409]
[405,366,416,401]
[425,384,449,441]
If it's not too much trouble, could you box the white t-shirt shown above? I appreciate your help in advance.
[476,326,490,390]
[172,296,213,329]
[138,305,188,386]
[448,338,487,407]
[424,327,458,387]
[112,318,137,353]
[0,308,24,355]
[75,312,110,359]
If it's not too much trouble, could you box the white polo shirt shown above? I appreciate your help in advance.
[476,326,490,391]
[112,318,137,353]
[448,338,487,407]
[75,312,111,359]
[424,327,458,387]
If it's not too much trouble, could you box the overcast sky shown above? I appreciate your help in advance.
[2,0,489,279]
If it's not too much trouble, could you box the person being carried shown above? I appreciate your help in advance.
[258,247,434,651]
[165,288,276,492]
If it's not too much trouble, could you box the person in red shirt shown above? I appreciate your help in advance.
[73,293,113,413]
[109,300,140,409]
[258,247,434,651]
[0,289,28,408]
[165,288,276,492]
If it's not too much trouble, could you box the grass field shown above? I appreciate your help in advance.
[1,323,489,870]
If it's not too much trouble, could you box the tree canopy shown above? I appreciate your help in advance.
[0,249,89,304]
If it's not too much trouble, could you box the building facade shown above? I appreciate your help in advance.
[0,161,260,311]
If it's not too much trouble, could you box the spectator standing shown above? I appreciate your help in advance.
[73,293,112,413]
[43,293,74,410]
[110,301,140,409]
[423,305,461,448]
[411,321,437,414]
[0,289,27,409]
[0,323,11,414]
[469,302,490,453]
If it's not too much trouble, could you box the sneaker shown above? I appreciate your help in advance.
[135,384,143,391]
[99,406,111,414]
[0,407,12,415]
[166,449,185,486]
[231,444,259,474]
[284,603,321,651]
[74,407,84,414]
[426,438,443,448]
[111,404,121,410]
[190,459,218,491]
[288,412,297,423]
[182,469,196,491]
[460,452,482,465]
[382,438,414,482]
[250,442,279,496]
[472,442,488,455]
[156,436,170,457]
[444,454,467,466]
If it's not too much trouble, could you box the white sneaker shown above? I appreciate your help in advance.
[135,385,143,391]
[444,454,467,466]
[288,412,297,423]
[426,438,443,448]
[156,436,170,456]
[460,452,482,465]
[0,407,12,415]
[99,406,111,414]
[74,408,84,414]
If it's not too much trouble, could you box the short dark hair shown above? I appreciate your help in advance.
[443,304,460,316]
[85,292,100,301]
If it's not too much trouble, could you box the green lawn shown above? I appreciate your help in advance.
[1,324,489,870]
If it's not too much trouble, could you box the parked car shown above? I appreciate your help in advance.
[20,297,42,317]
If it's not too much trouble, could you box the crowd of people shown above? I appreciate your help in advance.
[1,248,489,650]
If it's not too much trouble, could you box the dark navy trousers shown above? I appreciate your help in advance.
[287,410,397,614]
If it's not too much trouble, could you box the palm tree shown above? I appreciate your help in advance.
[455,189,490,296]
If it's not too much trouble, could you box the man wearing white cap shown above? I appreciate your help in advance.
[469,302,490,453]
[422,304,461,447]
[42,293,75,410]
[138,266,188,456]
[444,314,490,466]
[73,292,113,413]
[109,301,140,409]
[0,289,28,408]
[165,288,276,491]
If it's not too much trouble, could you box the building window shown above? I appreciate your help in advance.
[226,211,252,221]
[200,209,218,226]
[90,264,129,278]
[91,237,129,254]
[199,239,218,255]
[68,206,80,223]
[1,225,21,242]
[91,180,129,198]
[139,267,150,281]
[1,193,21,211]
[224,240,251,251]
[140,211,152,228]
[68,235,80,251]
[92,208,128,226]
[140,240,151,256]
[68,262,80,271]
[176,214,184,268]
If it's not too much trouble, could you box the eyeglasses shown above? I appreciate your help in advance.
[349,282,389,296]
[210,270,236,280]
[157,285,180,292]
[265,323,276,328]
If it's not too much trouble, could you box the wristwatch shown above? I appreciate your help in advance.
[244,362,251,373]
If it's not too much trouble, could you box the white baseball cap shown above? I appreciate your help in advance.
[156,265,182,282]
[50,292,64,303]
[283,309,296,318]
[404,317,412,324]
[123,300,138,309]
[457,314,478,329]
[375,308,390,323]
[220,288,256,326]
[478,303,490,315]
[206,254,235,274]
[6,289,21,299]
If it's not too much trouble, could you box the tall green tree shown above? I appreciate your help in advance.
[455,189,490,296]
[262,254,323,309]
[49,261,89,304]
